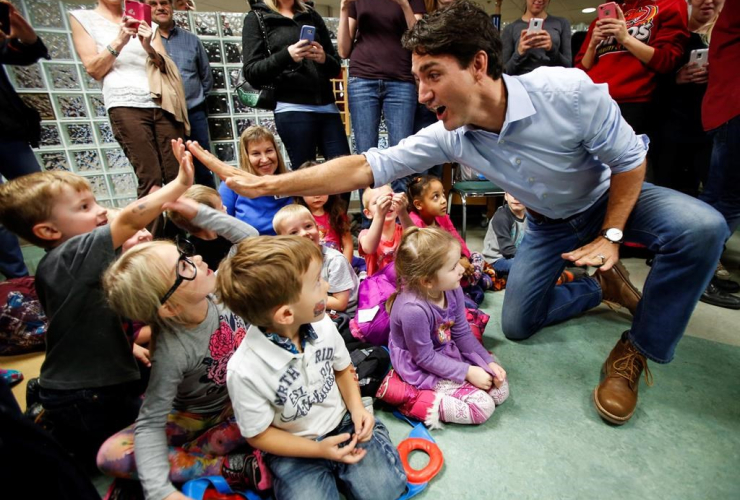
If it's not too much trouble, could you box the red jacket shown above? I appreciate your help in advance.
[575,0,688,103]
[702,1,740,131]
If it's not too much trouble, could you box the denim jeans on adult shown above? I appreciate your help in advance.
[501,183,728,363]
[348,77,417,215]
[0,139,41,278]
[264,413,407,500]
[699,114,740,235]
[274,111,351,169]
[39,382,142,469]
[187,104,216,188]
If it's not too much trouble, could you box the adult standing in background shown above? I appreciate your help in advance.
[242,0,350,176]
[338,0,425,200]
[148,0,215,188]
[0,2,47,278]
[70,0,185,202]
[502,0,571,75]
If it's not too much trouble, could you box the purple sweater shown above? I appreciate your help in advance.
[389,287,493,390]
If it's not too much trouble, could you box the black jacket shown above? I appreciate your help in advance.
[242,2,342,106]
[0,37,49,146]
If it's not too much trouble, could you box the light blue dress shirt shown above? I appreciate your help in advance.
[365,67,649,220]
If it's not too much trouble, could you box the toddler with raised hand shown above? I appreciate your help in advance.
[378,227,509,427]
[358,185,415,276]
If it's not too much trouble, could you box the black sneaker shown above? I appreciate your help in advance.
[700,283,740,310]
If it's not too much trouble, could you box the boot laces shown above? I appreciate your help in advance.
[612,349,653,388]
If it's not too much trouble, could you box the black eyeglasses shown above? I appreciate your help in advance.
[160,236,197,304]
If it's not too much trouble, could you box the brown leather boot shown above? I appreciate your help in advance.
[592,261,642,315]
[593,334,652,425]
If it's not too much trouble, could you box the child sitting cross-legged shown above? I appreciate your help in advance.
[219,236,408,500]
[273,204,359,319]
[359,185,415,276]
[377,227,510,427]
[97,199,269,500]
[0,140,194,471]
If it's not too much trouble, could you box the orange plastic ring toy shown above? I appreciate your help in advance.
[396,437,444,484]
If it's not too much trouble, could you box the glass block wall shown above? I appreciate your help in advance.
[6,0,363,208]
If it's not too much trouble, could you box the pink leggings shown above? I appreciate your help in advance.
[433,379,510,426]
[96,406,246,483]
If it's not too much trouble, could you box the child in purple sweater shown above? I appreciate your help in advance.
[377,227,509,427]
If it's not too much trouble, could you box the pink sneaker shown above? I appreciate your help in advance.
[375,369,418,406]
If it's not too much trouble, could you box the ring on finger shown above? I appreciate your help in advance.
[596,253,606,264]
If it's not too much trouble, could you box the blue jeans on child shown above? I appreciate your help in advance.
[492,257,514,276]
[265,413,407,500]
[348,77,417,219]
[501,183,728,364]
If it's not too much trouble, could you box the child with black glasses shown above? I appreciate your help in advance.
[97,202,268,500]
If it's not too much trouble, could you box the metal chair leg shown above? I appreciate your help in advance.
[461,193,467,241]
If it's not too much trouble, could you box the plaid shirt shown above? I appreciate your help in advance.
[159,26,213,110]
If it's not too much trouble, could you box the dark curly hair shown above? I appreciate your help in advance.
[402,0,503,80]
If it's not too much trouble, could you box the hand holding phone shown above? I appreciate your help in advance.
[689,48,708,66]
[598,2,619,20]
[299,25,316,43]
[124,0,152,27]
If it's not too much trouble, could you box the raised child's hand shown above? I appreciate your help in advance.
[351,408,375,443]
[391,192,409,214]
[375,194,394,218]
[162,197,200,221]
[171,139,195,189]
[488,361,507,389]
[466,365,493,391]
[319,433,367,464]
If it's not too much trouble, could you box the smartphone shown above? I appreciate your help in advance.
[299,25,315,43]
[598,2,619,20]
[689,48,709,66]
[527,18,543,34]
[124,0,152,27]
[0,2,10,36]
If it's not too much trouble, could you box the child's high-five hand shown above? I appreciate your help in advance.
[171,139,195,189]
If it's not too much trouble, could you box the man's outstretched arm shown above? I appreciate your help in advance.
[186,141,374,198]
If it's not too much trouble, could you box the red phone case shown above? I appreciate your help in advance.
[598,2,618,20]
[124,1,152,26]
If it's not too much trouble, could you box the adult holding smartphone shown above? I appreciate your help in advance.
[0,1,47,279]
[70,0,186,221]
[501,0,571,76]
[242,0,349,175]
[338,0,426,202]
[574,0,689,135]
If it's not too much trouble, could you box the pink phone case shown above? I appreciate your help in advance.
[598,2,618,20]
[125,1,152,26]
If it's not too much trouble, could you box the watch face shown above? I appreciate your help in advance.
[605,228,623,241]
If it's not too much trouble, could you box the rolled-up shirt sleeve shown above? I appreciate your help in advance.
[365,123,452,187]
[578,77,649,175]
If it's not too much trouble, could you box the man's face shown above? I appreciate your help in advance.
[412,53,478,131]
[147,0,174,26]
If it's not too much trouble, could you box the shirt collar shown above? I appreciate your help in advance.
[246,324,319,370]
[461,74,536,136]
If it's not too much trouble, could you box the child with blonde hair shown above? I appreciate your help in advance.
[96,203,267,500]
[294,161,354,263]
[273,204,358,316]
[378,227,509,427]
[0,140,194,470]
[358,185,415,276]
[219,125,292,235]
[220,236,407,500]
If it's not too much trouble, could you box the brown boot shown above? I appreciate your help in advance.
[593,334,652,425]
[592,261,642,315]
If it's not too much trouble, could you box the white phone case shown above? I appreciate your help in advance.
[528,18,543,33]
[689,49,708,65]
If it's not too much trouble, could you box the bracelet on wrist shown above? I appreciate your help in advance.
[106,44,120,57]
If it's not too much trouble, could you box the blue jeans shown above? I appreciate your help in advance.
[265,413,407,500]
[699,114,740,235]
[492,256,515,275]
[274,111,351,169]
[187,104,216,188]
[348,77,417,209]
[501,183,728,363]
[0,140,41,278]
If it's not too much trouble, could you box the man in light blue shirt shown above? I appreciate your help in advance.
[187,0,727,425]
[149,0,214,187]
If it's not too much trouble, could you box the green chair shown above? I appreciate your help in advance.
[447,165,505,241]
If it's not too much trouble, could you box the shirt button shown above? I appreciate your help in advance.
[515,158,521,165]
[500,140,505,145]
[528,176,534,182]
[543,193,548,199]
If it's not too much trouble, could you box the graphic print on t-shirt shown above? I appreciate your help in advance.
[436,319,454,344]
[596,4,658,57]
[203,313,247,388]
[274,347,337,423]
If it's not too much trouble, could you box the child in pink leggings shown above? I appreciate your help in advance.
[377,227,509,427]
